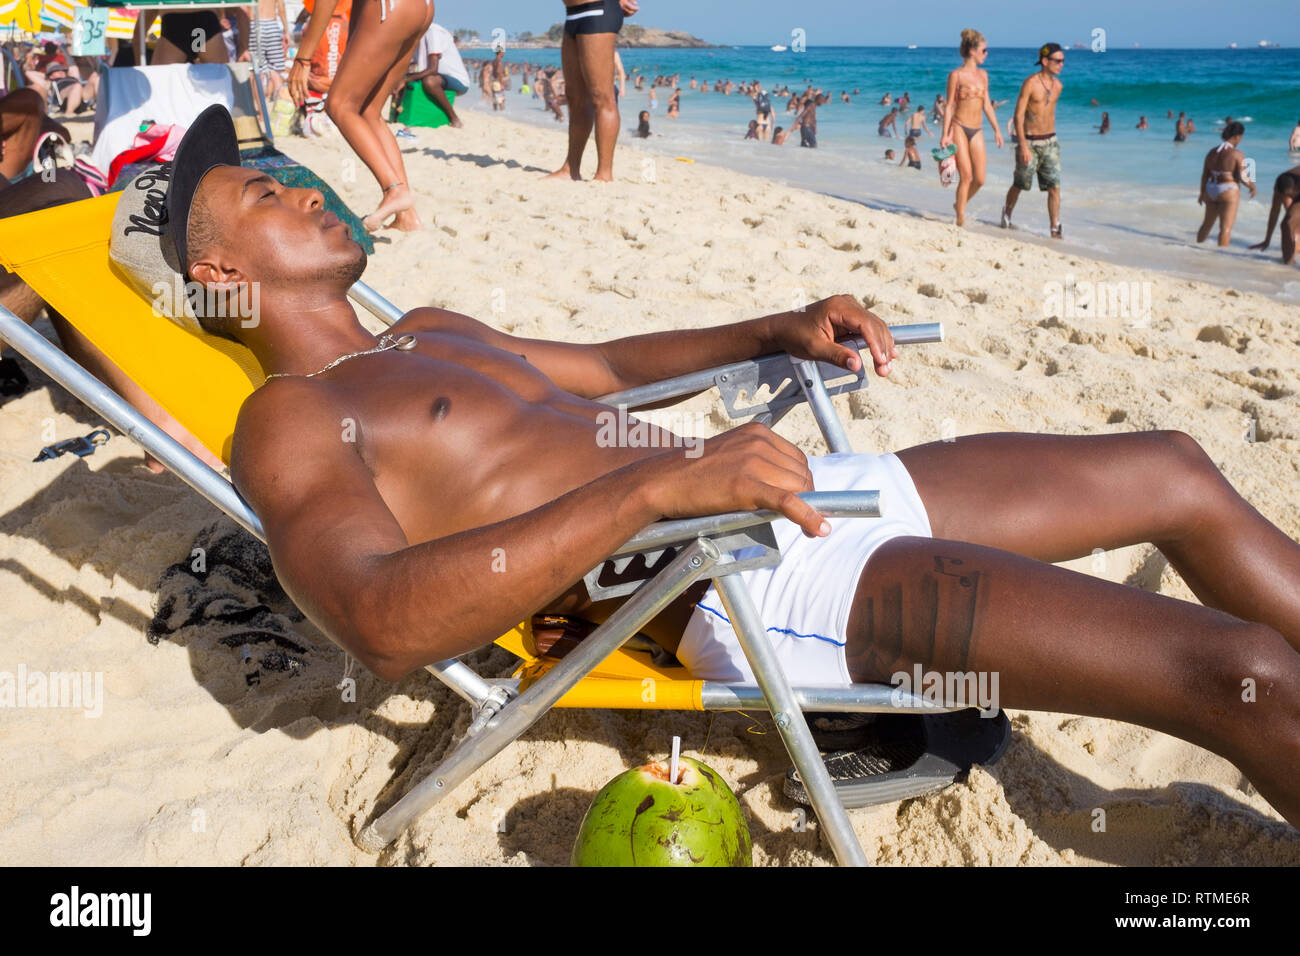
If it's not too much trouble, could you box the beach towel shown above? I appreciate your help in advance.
[91,64,235,176]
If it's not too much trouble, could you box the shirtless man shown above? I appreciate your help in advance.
[1249,165,1300,264]
[905,107,932,138]
[1196,122,1255,247]
[547,0,640,182]
[798,94,826,148]
[1002,42,1064,236]
[877,107,900,138]
[104,108,1300,830]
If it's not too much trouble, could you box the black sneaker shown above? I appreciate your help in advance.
[785,709,1012,809]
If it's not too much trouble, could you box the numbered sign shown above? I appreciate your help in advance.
[71,7,109,57]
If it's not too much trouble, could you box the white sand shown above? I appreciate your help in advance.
[1,110,1298,865]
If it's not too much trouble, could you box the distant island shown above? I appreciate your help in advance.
[455,24,715,49]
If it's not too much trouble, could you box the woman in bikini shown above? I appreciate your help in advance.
[940,28,1003,227]
[289,0,433,232]
[1197,121,1256,247]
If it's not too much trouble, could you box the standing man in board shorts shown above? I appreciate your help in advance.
[546,0,640,181]
[1002,42,1064,238]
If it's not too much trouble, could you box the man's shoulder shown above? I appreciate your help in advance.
[391,306,460,335]
[234,377,342,457]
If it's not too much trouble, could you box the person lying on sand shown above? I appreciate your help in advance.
[113,107,1300,830]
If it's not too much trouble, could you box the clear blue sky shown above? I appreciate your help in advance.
[456,1,1298,48]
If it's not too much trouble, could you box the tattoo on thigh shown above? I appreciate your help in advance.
[847,553,985,680]
[932,556,981,670]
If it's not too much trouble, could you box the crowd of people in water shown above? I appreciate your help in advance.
[9,3,1295,265]
[463,25,1300,263]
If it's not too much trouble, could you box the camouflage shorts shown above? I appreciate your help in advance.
[1013,136,1061,191]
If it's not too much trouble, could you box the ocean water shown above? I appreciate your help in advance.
[464,46,1300,298]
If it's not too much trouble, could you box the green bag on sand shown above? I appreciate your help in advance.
[390,85,456,129]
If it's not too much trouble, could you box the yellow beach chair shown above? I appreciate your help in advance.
[0,192,955,866]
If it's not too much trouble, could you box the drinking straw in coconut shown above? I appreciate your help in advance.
[669,736,681,785]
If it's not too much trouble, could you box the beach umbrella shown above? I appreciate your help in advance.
[0,0,43,31]
[40,0,82,29]
[106,7,136,38]
[17,0,139,39]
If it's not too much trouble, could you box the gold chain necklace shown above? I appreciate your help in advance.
[263,333,418,381]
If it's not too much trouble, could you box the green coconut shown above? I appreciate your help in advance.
[572,755,752,867]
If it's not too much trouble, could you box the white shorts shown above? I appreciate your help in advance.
[675,452,933,686]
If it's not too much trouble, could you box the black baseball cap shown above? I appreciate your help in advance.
[1036,43,1064,63]
[167,104,240,277]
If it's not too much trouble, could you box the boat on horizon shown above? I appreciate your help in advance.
[906,44,917,50]
[770,44,788,52]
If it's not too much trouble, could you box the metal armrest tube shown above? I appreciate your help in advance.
[347,281,404,326]
[596,322,943,409]
[612,490,880,556]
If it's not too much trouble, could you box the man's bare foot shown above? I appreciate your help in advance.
[362,183,415,232]
[449,117,464,129]
[545,163,583,180]
[592,170,614,182]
